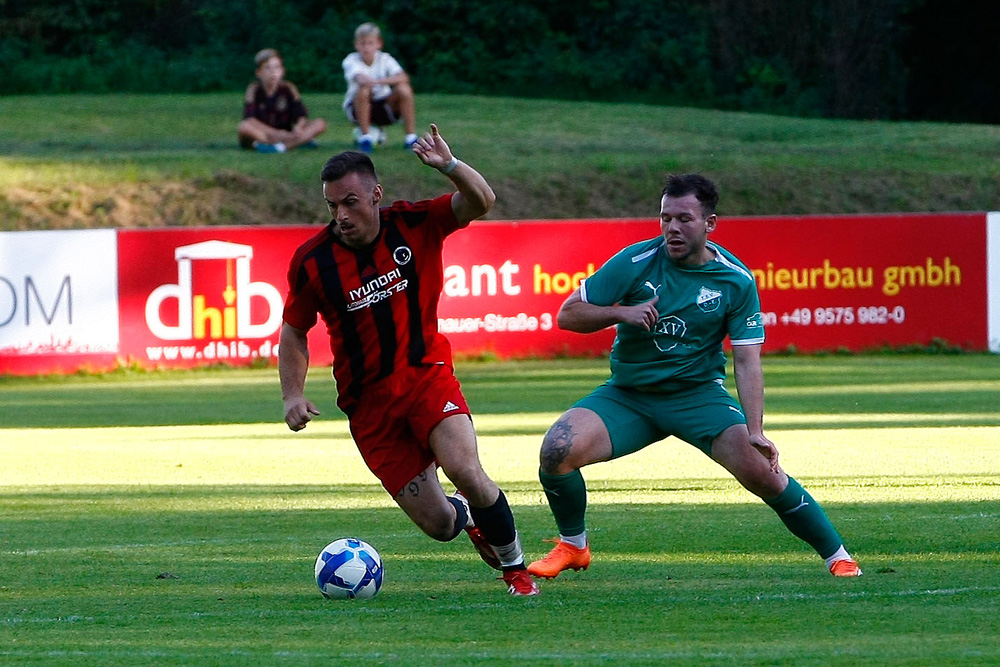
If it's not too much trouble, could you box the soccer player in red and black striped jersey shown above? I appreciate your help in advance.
[279,124,539,596]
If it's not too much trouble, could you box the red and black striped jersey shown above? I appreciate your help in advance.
[282,194,466,413]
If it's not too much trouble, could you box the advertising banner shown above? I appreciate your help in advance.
[709,212,986,352]
[1,211,996,376]
[437,220,651,357]
[0,229,120,374]
[439,213,990,356]
[117,227,327,368]
[989,212,1000,352]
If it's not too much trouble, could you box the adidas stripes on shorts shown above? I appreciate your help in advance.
[348,364,471,496]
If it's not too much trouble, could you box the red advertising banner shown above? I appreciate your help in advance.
[1,211,995,376]
[437,220,651,357]
[439,213,988,356]
[116,227,331,368]
[712,212,987,351]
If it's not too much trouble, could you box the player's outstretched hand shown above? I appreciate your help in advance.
[411,123,453,171]
[284,396,320,432]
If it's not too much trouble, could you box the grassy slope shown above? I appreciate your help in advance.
[1,92,999,230]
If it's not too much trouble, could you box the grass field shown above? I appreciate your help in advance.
[2,355,999,665]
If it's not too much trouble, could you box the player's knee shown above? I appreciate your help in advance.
[737,467,786,499]
[447,468,496,506]
[539,431,575,476]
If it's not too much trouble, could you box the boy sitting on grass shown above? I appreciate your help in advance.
[341,23,418,153]
[238,48,327,153]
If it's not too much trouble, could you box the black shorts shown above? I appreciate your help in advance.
[346,98,399,127]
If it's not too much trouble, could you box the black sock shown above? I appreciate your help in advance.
[470,489,517,546]
[470,490,525,569]
[445,495,468,541]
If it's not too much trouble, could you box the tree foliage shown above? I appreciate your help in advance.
[0,0,996,122]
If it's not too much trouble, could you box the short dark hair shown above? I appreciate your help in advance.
[254,48,280,68]
[321,151,378,184]
[662,174,719,216]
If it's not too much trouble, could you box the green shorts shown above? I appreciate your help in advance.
[573,381,746,458]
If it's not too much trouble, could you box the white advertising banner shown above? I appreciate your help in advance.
[0,229,119,356]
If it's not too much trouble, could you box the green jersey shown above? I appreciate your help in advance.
[581,237,764,389]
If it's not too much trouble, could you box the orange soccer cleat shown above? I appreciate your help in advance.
[829,558,863,577]
[527,539,592,579]
[502,568,541,596]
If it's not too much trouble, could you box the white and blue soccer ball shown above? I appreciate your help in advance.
[314,538,384,599]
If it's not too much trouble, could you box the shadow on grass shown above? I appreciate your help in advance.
[3,485,998,664]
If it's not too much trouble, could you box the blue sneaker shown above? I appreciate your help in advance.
[255,142,286,154]
[404,133,419,149]
[358,136,374,154]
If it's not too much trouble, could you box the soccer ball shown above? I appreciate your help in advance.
[314,538,384,599]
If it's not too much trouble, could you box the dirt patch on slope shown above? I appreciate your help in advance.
[0,171,325,230]
[2,168,997,231]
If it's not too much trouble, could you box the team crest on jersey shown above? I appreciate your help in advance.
[393,246,413,265]
[696,286,722,313]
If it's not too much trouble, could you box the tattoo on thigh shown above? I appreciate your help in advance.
[541,417,575,470]
[396,470,428,499]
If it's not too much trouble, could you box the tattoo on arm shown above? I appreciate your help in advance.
[540,418,575,473]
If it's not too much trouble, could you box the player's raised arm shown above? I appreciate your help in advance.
[411,123,495,224]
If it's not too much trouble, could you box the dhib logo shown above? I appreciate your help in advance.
[144,240,283,341]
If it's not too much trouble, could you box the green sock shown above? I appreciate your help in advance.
[538,469,588,537]
[765,476,844,559]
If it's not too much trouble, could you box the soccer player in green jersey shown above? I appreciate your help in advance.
[527,174,862,579]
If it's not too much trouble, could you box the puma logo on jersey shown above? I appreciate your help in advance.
[442,401,460,413]
[644,281,660,296]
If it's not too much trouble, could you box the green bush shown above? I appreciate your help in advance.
[1,0,996,122]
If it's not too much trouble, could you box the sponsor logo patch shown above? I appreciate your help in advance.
[347,268,406,311]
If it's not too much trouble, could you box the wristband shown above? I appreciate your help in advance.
[441,157,459,175]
